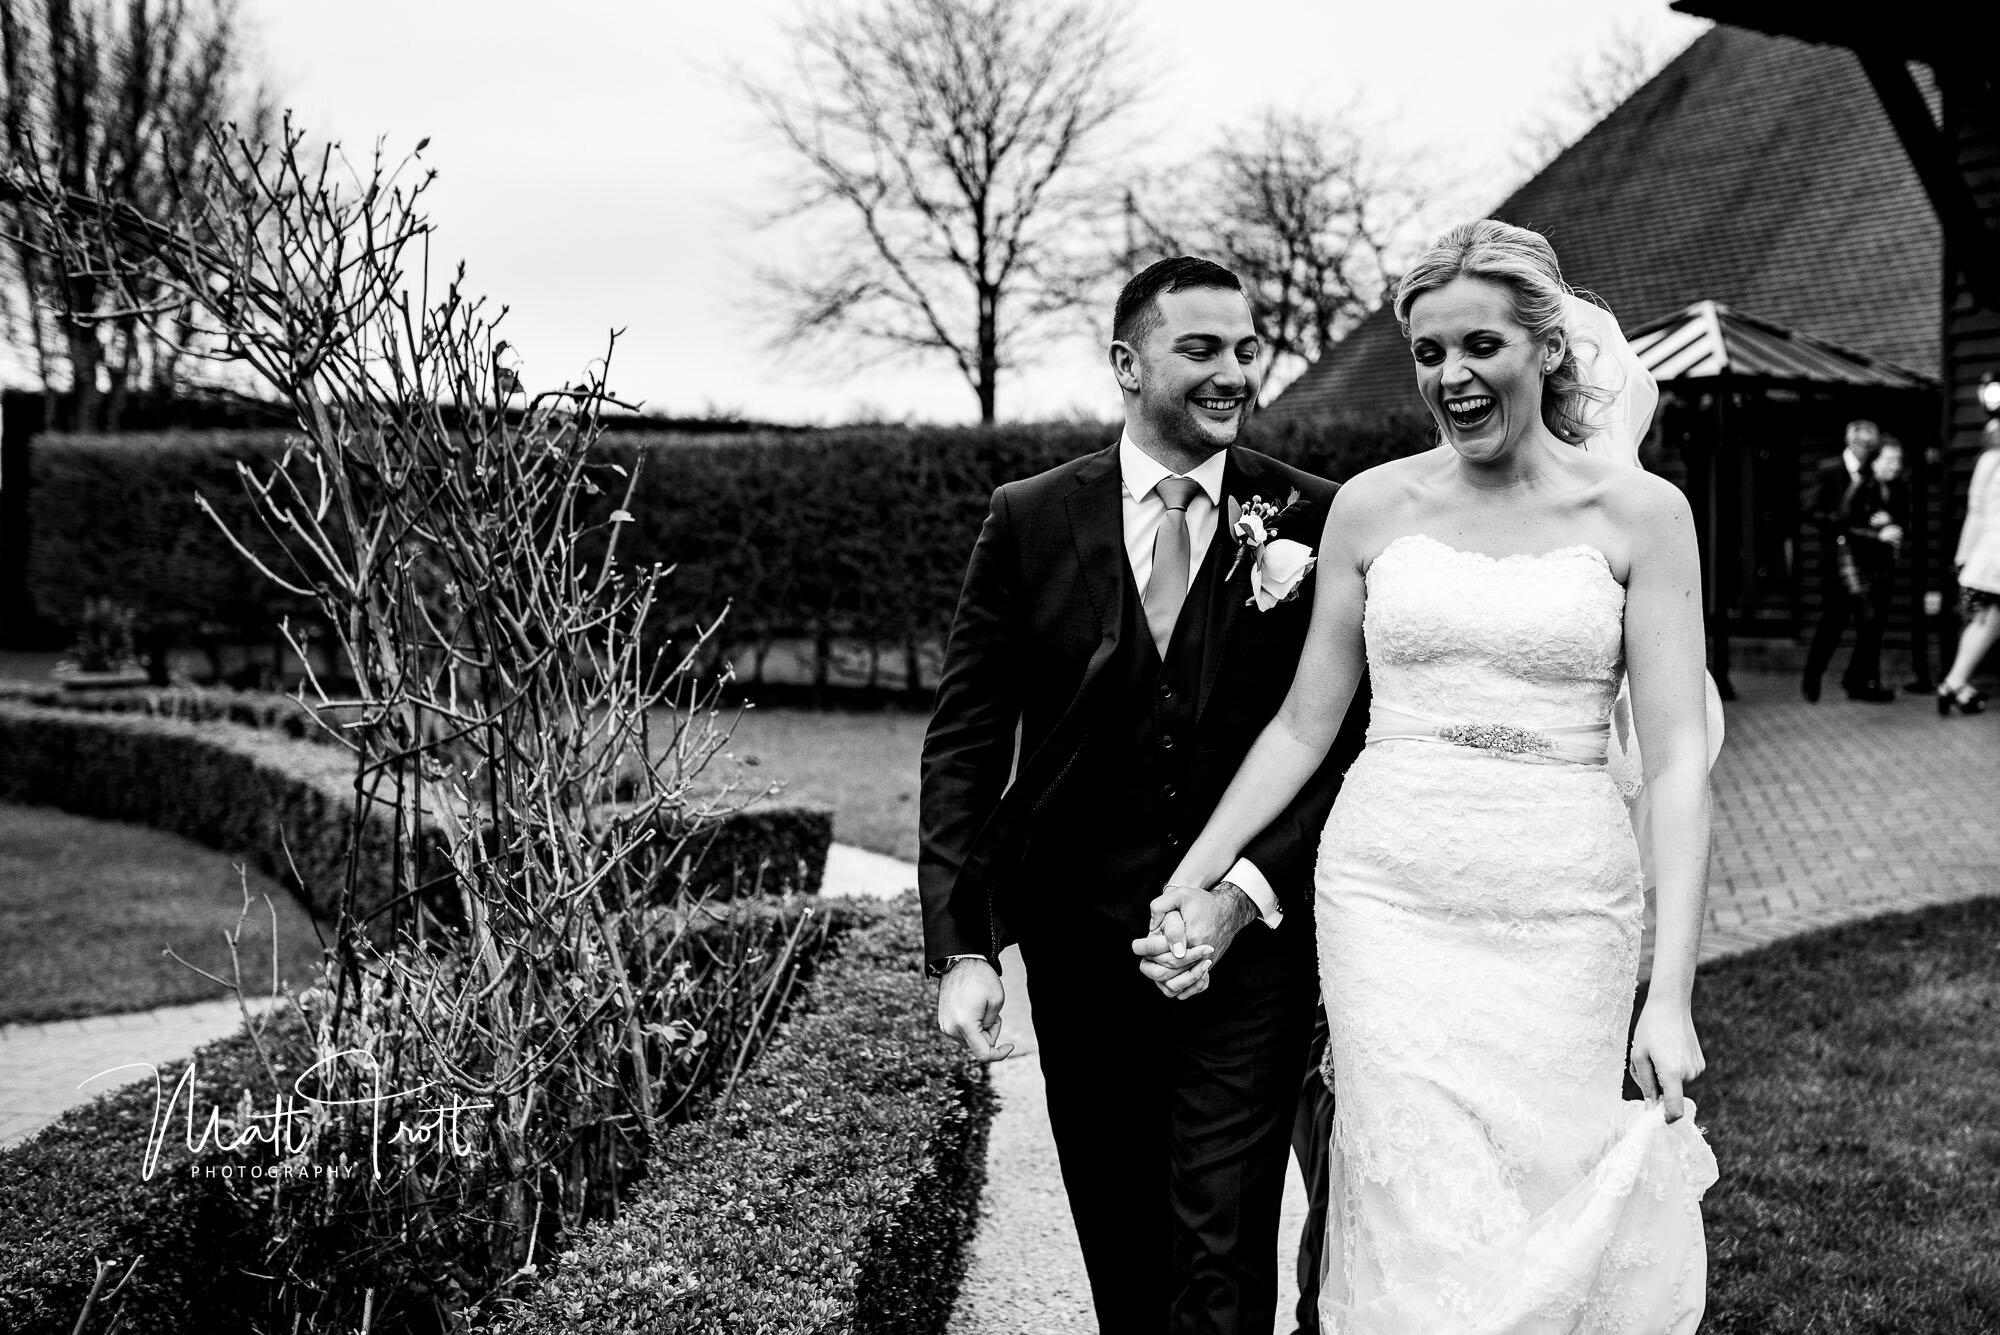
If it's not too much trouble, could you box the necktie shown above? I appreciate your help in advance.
[1143,476,1202,655]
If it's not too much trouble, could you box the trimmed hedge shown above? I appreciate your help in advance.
[0,896,987,1334]
[0,1014,301,1330]
[675,799,835,899]
[0,697,835,924]
[496,893,993,1335]
[0,679,326,738]
[22,431,315,652]
[23,415,1435,681]
[0,699,386,921]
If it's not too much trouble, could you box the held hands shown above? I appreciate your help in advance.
[1130,882,1258,1001]
[936,957,1014,1063]
[1628,993,1706,1123]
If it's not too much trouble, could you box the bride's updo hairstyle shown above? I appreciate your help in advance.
[1392,219,1610,445]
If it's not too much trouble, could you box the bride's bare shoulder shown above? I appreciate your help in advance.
[1591,465,1696,568]
[1596,464,1692,524]
[1324,452,1440,563]
[1333,450,1445,511]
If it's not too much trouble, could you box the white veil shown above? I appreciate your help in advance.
[1565,295,1725,887]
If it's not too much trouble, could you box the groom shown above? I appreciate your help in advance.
[920,256,1367,1334]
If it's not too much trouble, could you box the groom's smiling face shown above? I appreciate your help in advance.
[1118,286,1263,460]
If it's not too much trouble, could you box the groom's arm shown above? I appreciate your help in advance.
[919,485,1025,974]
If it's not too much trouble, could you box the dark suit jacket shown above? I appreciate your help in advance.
[918,440,1365,972]
[1848,477,1903,575]
[1805,456,1867,575]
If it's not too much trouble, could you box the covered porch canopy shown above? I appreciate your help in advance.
[1623,301,1941,696]
[1627,300,1936,391]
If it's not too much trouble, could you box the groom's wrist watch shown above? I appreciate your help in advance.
[937,953,993,977]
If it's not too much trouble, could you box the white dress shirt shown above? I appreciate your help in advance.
[1118,433,1284,931]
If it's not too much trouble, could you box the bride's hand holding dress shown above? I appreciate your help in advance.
[1605,457,1712,1126]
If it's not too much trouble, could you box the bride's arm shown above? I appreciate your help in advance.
[1619,471,1713,1121]
[1167,486,1372,892]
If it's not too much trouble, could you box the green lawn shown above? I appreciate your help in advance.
[1698,895,2000,1331]
[0,803,327,1024]
[709,705,928,862]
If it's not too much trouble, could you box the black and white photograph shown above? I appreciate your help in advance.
[0,0,1994,1331]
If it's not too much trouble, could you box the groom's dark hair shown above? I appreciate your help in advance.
[1113,256,1244,346]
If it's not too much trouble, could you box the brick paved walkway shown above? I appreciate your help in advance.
[1697,670,2000,960]
[0,996,282,1149]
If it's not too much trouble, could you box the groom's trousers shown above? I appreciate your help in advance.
[1021,912,1315,1335]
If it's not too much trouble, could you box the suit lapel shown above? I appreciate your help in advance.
[1064,444,1127,642]
[1006,444,1126,803]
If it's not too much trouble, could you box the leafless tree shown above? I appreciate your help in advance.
[742,0,1139,424]
[0,0,272,429]
[1131,108,1436,401]
[1514,24,1677,177]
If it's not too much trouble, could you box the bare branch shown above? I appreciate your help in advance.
[1511,23,1678,178]
[1130,106,1441,400]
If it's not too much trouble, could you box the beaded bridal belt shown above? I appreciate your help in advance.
[1364,702,1610,766]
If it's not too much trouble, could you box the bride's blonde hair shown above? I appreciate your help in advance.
[1392,219,1611,445]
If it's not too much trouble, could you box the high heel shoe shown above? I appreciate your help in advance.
[1938,685,1989,715]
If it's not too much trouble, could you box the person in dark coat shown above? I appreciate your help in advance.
[1802,419,1896,702]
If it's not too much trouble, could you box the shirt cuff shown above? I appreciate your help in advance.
[932,953,998,978]
[1223,858,1283,929]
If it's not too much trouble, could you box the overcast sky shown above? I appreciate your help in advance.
[237,0,1707,425]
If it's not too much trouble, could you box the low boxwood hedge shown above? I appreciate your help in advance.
[0,697,834,925]
[495,893,993,1335]
[0,896,987,1335]
[0,698,385,921]
[0,679,326,738]
[0,1008,309,1331]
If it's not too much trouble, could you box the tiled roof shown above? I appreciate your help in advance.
[1265,25,1941,423]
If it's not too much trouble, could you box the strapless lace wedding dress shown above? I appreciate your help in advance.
[1315,533,1717,1334]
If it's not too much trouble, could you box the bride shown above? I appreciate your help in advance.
[1151,219,1718,1331]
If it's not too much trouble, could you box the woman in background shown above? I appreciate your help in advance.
[1939,419,2000,714]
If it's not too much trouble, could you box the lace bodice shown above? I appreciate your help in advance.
[1364,532,1625,727]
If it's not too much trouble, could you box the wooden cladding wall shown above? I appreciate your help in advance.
[1942,74,2000,468]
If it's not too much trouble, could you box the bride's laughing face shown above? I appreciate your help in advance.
[1407,277,1561,464]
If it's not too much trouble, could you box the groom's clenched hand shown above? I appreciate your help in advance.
[1131,883,1259,1000]
[937,958,1014,1063]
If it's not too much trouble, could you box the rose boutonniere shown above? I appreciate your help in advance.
[1224,489,1316,610]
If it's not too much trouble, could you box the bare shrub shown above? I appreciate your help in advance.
[5,121,828,1327]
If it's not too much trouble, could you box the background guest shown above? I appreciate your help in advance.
[1939,420,2000,714]
[1802,420,1895,702]
[1839,437,1907,695]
